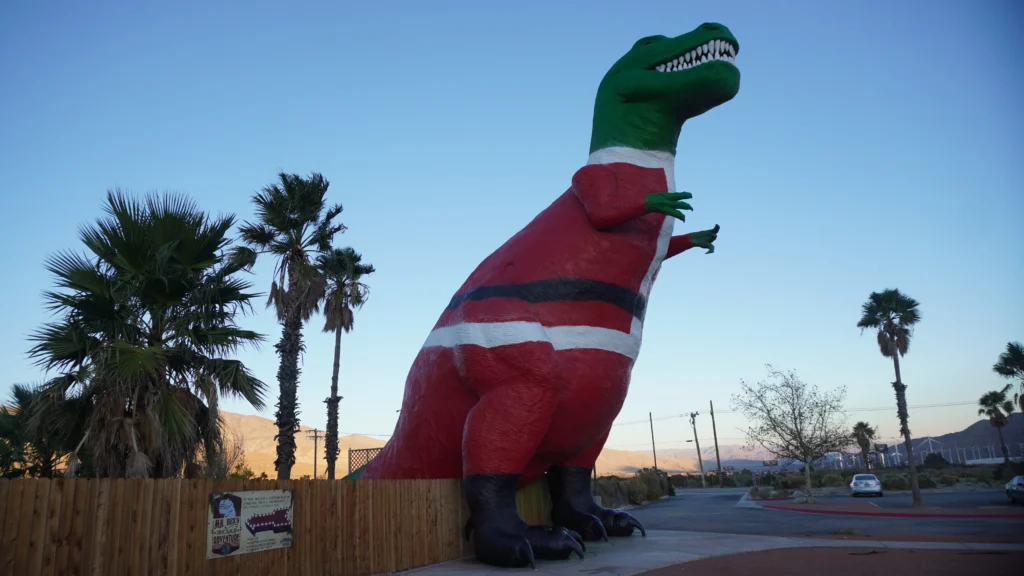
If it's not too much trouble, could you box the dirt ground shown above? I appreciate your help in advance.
[637,547,1022,575]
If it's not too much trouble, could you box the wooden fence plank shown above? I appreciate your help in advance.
[13,478,40,576]
[40,477,64,576]
[1,480,26,575]
[165,479,181,576]
[148,479,169,576]
[127,478,147,575]
[177,479,194,576]
[0,479,10,566]
[84,478,106,576]
[341,480,356,576]
[52,478,77,575]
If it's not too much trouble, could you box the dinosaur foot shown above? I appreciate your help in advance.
[547,465,647,540]
[589,505,647,538]
[464,474,585,569]
[467,520,585,568]
[553,504,646,540]
[471,520,585,565]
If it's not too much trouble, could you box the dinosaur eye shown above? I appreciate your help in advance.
[633,35,667,50]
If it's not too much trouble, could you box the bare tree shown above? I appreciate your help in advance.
[731,366,850,503]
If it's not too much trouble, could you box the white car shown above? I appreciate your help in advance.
[1006,475,1024,504]
[850,473,883,497]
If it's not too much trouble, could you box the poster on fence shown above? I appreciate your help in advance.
[206,489,295,559]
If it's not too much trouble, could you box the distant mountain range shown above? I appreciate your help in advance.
[222,411,1024,478]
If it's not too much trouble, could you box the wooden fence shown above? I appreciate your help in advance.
[0,477,552,576]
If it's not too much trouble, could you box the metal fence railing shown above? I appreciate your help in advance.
[348,447,383,474]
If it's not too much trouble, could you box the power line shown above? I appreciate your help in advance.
[607,437,746,449]
[611,400,977,428]
[233,431,393,441]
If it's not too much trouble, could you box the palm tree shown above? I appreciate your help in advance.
[993,342,1024,411]
[0,384,72,477]
[852,421,877,471]
[857,288,924,507]
[978,387,1015,475]
[237,172,345,480]
[27,190,266,478]
[316,247,374,480]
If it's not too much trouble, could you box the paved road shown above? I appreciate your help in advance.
[628,488,1024,539]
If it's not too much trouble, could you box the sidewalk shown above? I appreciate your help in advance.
[400,530,1024,575]
[760,501,1024,519]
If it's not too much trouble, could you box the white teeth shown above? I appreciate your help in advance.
[654,40,738,72]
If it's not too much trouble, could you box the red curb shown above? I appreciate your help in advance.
[761,504,1024,520]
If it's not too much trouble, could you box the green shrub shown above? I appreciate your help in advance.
[923,453,950,470]
[917,474,937,489]
[882,475,909,490]
[595,476,630,508]
[784,476,808,491]
[822,473,846,487]
[938,473,958,486]
[967,468,994,483]
[632,467,671,502]
[995,461,1024,480]
[627,479,646,505]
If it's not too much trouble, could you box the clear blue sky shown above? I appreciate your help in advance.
[2,0,1021,456]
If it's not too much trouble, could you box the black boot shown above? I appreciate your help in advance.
[548,466,647,541]
[463,474,585,568]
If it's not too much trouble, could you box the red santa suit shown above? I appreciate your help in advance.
[363,147,695,487]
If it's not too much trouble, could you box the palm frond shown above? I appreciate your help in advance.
[993,342,1024,379]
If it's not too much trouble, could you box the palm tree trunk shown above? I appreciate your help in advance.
[892,353,923,507]
[274,274,304,480]
[861,446,871,471]
[325,327,342,480]
[997,425,1011,478]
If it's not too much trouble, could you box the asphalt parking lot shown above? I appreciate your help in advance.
[627,488,1024,540]
[814,489,1014,509]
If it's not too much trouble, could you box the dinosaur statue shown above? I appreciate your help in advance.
[360,21,742,569]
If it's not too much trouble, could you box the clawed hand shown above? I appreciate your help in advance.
[644,191,694,221]
[690,224,720,254]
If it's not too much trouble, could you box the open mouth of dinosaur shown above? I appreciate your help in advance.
[652,39,737,72]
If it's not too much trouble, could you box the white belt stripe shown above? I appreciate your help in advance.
[422,321,642,361]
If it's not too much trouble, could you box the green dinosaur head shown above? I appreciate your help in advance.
[589,22,741,155]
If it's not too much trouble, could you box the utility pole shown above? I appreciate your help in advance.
[306,428,323,479]
[689,412,706,488]
[709,401,723,488]
[649,412,658,470]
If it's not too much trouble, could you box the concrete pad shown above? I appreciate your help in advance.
[401,530,1024,575]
